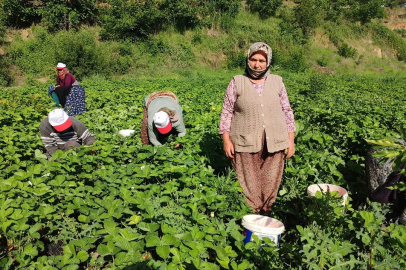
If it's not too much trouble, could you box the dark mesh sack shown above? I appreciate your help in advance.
[365,146,393,198]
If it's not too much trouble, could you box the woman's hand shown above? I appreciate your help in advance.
[285,132,295,159]
[222,134,235,159]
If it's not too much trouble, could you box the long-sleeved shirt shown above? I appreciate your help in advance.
[144,95,186,146]
[219,77,296,134]
[40,116,95,156]
[56,73,76,86]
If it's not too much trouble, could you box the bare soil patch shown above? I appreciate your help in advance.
[312,65,336,74]
[36,77,48,83]
[384,8,406,30]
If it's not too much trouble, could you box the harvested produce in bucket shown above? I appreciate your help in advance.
[307,184,348,205]
[242,215,285,246]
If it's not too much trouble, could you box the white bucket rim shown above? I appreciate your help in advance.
[307,184,348,205]
[242,214,285,235]
[307,184,347,196]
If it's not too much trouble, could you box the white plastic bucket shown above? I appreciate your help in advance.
[307,184,348,205]
[242,215,285,246]
[119,129,135,137]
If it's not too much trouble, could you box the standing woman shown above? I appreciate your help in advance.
[219,42,296,215]
[47,63,86,116]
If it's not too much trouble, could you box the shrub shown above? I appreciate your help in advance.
[348,0,386,24]
[294,0,328,36]
[0,0,41,27]
[246,0,283,17]
[8,27,54,75]
[371,23,406,62]
[8,27,134,79]
[99,0,242,41]
[316,55,330,67]
[273,46,309,72]
[338,43,357,58]
[0,55,14,87]
[227,50,246,69]
[1,0,97,30]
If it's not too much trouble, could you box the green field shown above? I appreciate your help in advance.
[1,72,406,269]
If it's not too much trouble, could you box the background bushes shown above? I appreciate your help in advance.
[246,0,283,17]
[99,0,243,40]
[8,28,134,80]
[0,0,405,86]
[371,22,406,62]
[1,0,97,30]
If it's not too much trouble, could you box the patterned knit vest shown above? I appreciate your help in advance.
[230,74,289,153]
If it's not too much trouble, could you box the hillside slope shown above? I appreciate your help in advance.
[1,5,406,87]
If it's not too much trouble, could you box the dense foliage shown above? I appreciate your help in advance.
[0,0,392,33]
[1,73,406,269]
[1,1,406,87]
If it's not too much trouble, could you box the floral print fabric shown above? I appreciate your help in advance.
[232,134,285,215]
[48,85,86,116]
[65,86,86,116]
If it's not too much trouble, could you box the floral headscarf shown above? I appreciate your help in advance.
[245,42,272,79]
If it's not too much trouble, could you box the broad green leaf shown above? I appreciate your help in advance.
[238,260,252,270]
[145,234,161,247]
[9,208,24,220]
[115,238,132,251]
[40,204,55,215]
[215,246,228,261]
[35,149,47,160]
[161,234,180,246]
[217,258,230,269]
[2,220,14,234]
[244,242,256,250]
[128,215,142,225]
[119,229,138,241]
[63,244,76,257]
[63,265,79,270]
[230,230,245,241]
[97,242,119,256]
[156,245,170,259]
[104,219,117,235]
[115,252,131,266]
[138,222,159,232]
[78,215,89,223]
[28,223,42,234]
[97,244,111,256]
[170,247,181,263]
[76,250,89,262]
[23,243,38,257]
[11,218,29,231]
[359,211,375,227]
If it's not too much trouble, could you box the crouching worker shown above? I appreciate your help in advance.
[40,108,95,159]
[371,164,406,225]
[141,91,186,147]
[47,63,86,116]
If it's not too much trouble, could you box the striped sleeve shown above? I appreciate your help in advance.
[71,118,95,146]
[39,118,59,156]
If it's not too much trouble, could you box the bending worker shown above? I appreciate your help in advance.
[141,91,186,147]
[40,108,95,159]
